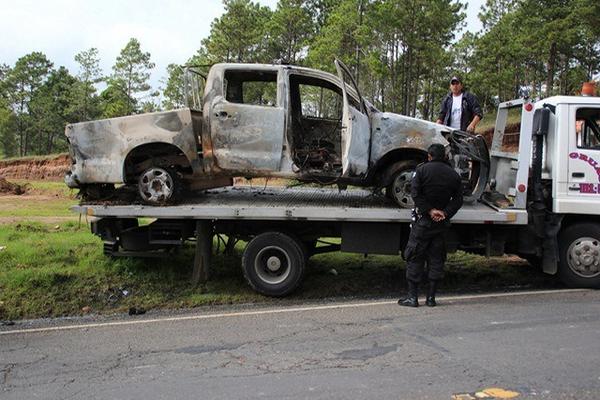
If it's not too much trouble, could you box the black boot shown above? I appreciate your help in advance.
[426,280,438,307]
[399,280,419,307]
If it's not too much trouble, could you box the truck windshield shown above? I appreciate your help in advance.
[576,108,600,149]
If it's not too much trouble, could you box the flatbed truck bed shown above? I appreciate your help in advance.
[73,186,526,225]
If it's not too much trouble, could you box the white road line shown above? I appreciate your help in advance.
[0,288,589,336]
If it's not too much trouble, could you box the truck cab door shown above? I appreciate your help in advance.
[567,106,600,206]
[334,60,370,177]
[209,69,285,173]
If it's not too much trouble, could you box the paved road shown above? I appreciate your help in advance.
[1,289,599,399]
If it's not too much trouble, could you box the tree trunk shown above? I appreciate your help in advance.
[546,42,557,97]
[355,0,364,88]
[18,117,24,157]
[380,75,385,112]
[403,46,412,115]
[390,40,398,112]
[47,129,54,155]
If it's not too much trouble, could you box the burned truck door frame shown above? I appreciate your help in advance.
[209,67,285,173]
[335,59,371,178]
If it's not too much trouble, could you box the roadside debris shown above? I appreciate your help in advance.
[0,177,28,195]
[81,306,92,314]
[128,307,146,316]
[106,287,131,303]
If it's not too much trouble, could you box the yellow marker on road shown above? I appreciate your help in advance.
[452,394,476,400]
[476,388,520,398]
[454,387,520,399]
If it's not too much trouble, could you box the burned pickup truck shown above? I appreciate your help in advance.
[65,60,488,207]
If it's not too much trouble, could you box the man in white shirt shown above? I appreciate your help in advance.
[436,76,483,133]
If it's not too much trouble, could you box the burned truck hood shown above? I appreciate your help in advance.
[370,111,490,204]
[370,112,449,160]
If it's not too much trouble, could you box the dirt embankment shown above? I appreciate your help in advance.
[479,122,521,151]
[0,178,29,194]
[0,154,70,181]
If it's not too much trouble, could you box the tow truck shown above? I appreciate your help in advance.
[72,95,600,295]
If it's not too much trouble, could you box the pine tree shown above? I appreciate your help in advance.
[105,38,155,116]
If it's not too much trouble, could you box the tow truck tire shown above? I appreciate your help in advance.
[385,160,419,209]
[558,223,600,288]
[242,232,306,296]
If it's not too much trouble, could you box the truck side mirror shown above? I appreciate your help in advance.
[533,108,550,137]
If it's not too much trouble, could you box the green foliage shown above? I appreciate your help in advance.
[98,83,131,118]
[29,67,77,154]
[0,179,76,218]
[2,52,53,156]
[471,0,600,106]
[0,96,17,157]
[306,0,465,117]
[105,38,156,116]
[265,0,315,64]
[70,47,102,121]
[1,0,600,158]
[202,0,273,63]
[161,63,185,110]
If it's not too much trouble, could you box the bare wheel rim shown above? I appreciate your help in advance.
[254,245,292,285]
[392,170,415,208]
[566,237,600,278]
[139,168,174,203]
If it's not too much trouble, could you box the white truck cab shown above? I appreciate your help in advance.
[546,96,600,214]
[481,95,600,288]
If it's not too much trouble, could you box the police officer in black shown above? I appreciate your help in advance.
[399,143,463,307]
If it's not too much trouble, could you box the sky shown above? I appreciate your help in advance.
[0,0,484,93]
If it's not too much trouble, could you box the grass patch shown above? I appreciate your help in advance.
[0,180,560,320]
[0,221,264,320]
[476,108,522,133]
[0,180,77,218]
[12,179,73,196]
[0,220,559,320]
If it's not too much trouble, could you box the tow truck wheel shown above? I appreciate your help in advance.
[242,232,306,296]
[385,160,418,209]
[138,167,181,205]
[558,223,600,288]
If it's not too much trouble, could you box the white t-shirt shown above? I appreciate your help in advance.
[450,94,463,130]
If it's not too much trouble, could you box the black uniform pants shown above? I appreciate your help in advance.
[403,217,449,283]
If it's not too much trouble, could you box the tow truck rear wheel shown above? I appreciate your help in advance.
[558,223,600,288]
[385,160,419,209]
[242,232,306,296]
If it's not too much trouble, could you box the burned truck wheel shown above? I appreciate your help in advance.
[558,223,600,288]
[242,232,306,296]
[138,167,181,205]
[385,160,418,208]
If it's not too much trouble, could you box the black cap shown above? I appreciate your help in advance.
[450,76,462,84]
